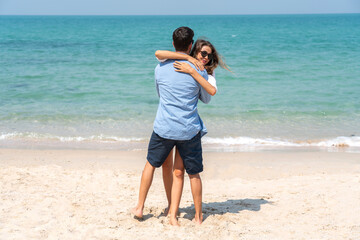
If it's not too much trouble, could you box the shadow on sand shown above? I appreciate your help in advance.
[181,198,272,221]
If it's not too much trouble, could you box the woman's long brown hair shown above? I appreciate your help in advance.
[190,39,229,75]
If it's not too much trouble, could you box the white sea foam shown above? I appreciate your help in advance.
[0,132,19,140]
[0,132,145,143]
[316,136,360,147]
[203,137,300,147]
[202,136,360,148]
[1,132,360,149]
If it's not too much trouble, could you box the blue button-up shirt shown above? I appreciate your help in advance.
[153,59,211,140]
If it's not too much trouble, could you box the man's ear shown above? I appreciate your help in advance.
[187,43,193,53]
[172,41,175,49]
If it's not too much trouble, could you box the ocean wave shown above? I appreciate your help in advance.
[203,136,360,148]
[0,132,145,143]
[1,132,360,148]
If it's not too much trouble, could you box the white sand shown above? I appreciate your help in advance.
[0,149,360,239]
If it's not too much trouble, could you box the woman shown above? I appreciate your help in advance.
[154,39,229,225]
[155,39,228,96]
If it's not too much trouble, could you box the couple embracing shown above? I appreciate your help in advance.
[132,26,227,226]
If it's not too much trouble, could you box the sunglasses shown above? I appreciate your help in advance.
[200,51,214,60]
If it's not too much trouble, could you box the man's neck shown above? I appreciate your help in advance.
[176,51,188,55]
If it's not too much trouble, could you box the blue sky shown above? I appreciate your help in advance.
[0,0,359,15]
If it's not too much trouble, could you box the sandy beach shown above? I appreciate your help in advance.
[0,148,359,239]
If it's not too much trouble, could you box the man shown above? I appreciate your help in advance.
[131,26,210,226]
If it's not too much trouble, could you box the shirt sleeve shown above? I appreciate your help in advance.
[199,71,211,104]
[156,57,167,63]
[207,74,218,91]
[155,65,160,97]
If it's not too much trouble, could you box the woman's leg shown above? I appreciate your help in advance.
[169,148,185,226]
[132,150,173,219]
[162,148,174,215]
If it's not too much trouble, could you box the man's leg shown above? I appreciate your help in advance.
[169,148,185,226]
[162,148,174,215]
[131,161,156,218]
[189,173,203,224]
[177,132,203,224]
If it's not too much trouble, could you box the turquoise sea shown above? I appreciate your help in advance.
[1,14,360,151]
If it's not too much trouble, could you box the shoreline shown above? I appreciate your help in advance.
[1,148,359,176]
[1,135,360,153]
[1,148,359,239]
[1,148,360,181]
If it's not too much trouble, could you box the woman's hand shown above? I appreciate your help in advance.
[187,56,204,71]
[173,61,196,75]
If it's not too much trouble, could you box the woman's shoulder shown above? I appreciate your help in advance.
[208,72,216,81]
[207,73,217,90]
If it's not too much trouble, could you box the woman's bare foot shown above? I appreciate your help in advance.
[192,214,203,225]
[164,207,180,217]
[163,206,170,216]
[131,207,143,220]
[169,216,180,226]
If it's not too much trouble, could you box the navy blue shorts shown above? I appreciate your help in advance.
[147,131,203,175]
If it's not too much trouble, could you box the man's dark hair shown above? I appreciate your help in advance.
[172,26,194,51]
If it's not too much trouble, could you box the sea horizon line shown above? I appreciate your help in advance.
[1,12,360,17]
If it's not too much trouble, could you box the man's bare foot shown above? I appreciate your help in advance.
[131,207,143,220]
[169,216,180,226]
